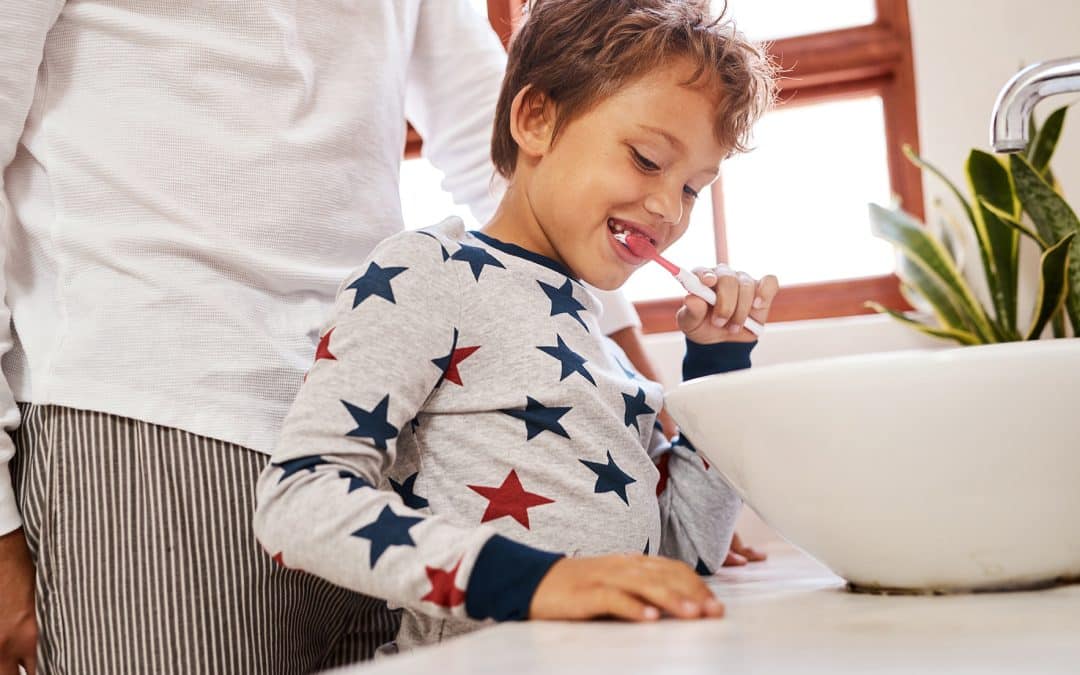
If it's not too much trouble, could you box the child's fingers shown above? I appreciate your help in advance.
[675,292,711,334]
[750,274,780,319]
[709,270,739,327]
[621,557,720,616]
[743,547,768,562]
[723,271,757,333]
[692,266,718,287]
[615,576,704,619]
[730,532,768,563]
[583,588,659,622]
[723,551,749,566]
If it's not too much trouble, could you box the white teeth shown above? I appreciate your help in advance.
[609,219,656,246]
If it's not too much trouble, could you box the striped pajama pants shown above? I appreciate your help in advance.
[10,403,400,674]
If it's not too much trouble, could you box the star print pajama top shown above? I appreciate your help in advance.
[253,217,754,651]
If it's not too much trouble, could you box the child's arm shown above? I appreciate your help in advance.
[652,267,780,573]
[253,231,561,624]
[650,340,753,573]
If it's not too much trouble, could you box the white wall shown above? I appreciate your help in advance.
[909,0,1080,203]
[909,0,1080,324]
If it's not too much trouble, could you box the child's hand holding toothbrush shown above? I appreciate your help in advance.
[614,232,778,343]
[676,264,779,344]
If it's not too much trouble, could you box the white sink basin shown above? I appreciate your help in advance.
[665,338,1080,593]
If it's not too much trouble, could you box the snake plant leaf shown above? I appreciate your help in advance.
[1027,105,1068,175]
[903,145,975,226]
[869,203,997,341]
[967,150,1020,335]
[978,196,1072,339]
[1010,154,1080,334]
[928,197,970,268]
[1026,232,1076,340]
[1052,310,1067,338]
[895,251,977,334]
[978,197,1050,249]
[865,302,981,345]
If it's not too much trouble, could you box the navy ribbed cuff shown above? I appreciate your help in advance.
[682,339,755,381]
[465,535,564,622]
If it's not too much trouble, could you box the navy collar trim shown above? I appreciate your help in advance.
[469,230,577,280]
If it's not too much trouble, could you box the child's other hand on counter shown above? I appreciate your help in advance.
[529,554,724,622]
[677,265,779,344]
[724,532,768,566]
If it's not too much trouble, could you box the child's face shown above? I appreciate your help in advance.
[528,60,727,290]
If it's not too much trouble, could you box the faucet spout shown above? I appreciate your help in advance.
[990,57,1080,153]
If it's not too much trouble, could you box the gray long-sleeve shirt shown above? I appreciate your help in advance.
[254,217,752,650]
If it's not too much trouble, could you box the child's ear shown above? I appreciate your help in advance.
[509,85,556,160]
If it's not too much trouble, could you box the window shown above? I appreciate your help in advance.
[723,0,876,41]
[403,0,921,332]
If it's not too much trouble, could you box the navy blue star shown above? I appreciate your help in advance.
[695,558,713,576]
[622,387,655,431]
[643,539,650,555]
[451,243,505,281]
[430,328,458,383]
[346,262,407,309]
[272,455,327,484]
[537,335,595,385]
[416,230,450,261]
[390,472,430,510]
[342,395,399,451]
[673,433,699,453]
[538,280,588,330]
[351,505,425,567]
[338,470,371,494]
[580,450,637,505]
[500,396,571,441]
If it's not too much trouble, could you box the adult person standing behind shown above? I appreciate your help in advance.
[0,1,648,673]
[0,1,755,672]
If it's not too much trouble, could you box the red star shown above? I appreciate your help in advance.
[702,456,710,471]
[655,453,671,496]
[443,345,480,386]
[315,328,338,362]
[421,557,466,609]
[271,551,305,573]
[468,470,554,529]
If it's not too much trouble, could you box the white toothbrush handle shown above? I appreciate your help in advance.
[675,268,717,304]
[674,269,764,336]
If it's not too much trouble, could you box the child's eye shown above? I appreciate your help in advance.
[630,147,661,172]
[683,185,700,200]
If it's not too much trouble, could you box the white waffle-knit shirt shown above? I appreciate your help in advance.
[0,0,514,534]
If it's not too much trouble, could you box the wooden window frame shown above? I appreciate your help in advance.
[412,0,921,333]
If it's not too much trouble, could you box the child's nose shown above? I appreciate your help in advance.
[643,182,683,226]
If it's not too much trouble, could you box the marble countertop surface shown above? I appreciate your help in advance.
[339,543,1080,674]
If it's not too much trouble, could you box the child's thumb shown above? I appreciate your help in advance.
[675,293,710,334]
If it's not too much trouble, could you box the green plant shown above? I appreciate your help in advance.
[868,105,1079,345]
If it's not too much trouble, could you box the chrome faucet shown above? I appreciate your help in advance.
[990,56,1080,153]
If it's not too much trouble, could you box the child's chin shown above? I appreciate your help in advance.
[582,271,630,292]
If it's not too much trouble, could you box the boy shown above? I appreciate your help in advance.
[254,0,777,654]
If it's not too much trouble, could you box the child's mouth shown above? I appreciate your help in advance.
[607,219,657,248]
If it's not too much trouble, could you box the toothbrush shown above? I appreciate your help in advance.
[615,231,764,336]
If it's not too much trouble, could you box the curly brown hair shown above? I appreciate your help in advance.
[491,0,777,178]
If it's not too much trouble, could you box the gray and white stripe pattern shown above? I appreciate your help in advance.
[11,403,399,674]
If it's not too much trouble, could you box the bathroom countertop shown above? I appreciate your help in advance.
[338,543,1080,674]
